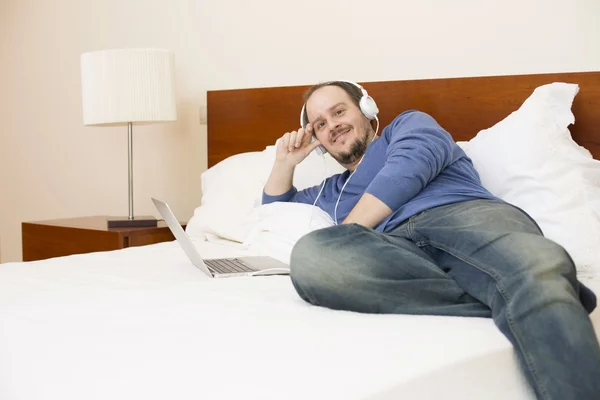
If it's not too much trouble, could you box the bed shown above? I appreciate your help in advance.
[1,72,599,400]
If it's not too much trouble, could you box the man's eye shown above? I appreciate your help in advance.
[335,109,344,115]
[317,122,325,129]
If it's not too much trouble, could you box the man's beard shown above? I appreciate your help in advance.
[334,133,370,165]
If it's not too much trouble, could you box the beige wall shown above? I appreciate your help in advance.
[1,0,599,263]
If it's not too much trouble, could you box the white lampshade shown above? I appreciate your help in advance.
[81,48,177,125]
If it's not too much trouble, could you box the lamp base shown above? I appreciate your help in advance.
[107,216,158,228]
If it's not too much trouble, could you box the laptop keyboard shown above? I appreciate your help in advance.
[205,258,255,274]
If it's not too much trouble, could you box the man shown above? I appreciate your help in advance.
[262,81,600,399]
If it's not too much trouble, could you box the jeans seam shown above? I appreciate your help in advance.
[429,239,549,399]
[398,220,452,280]
[407,219,429,248]
[407,218,417,242]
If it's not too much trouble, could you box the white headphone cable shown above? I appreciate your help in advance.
[308,155,329,229]
[333,117,379,224]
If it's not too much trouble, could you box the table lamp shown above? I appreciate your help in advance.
[80,48,177,228]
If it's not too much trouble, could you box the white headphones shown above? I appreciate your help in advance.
[300,81,379,155]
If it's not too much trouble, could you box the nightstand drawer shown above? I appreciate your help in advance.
[127,229,177,247]
[22,217,186,262]
[22,223,124,261]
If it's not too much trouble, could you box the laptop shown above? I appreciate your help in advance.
[152,198,290,278]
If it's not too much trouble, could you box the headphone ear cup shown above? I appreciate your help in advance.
[360,95,379,120]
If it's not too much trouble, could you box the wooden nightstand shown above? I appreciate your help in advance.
[22,216,186,262]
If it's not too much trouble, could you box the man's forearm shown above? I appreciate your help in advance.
[342,192,393,229]
[264,161,296,196]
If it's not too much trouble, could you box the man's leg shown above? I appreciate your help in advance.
[290,224,490,317]
[411,199,600,400]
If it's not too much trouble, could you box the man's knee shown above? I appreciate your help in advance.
[290,225,361,303]
[497,233,577,285]
[291,227,339,284]
[528,239,577,284]
[496,238,584,313]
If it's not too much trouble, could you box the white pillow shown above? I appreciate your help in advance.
[240,203,335,264]
[184,151,271,241]
[280,144,346,190]
[462,82,600,276]
[243,202,335,246]
[185,144,344,239]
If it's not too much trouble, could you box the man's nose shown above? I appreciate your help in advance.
[326,118,340,132]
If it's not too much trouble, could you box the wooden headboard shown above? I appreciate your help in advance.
[207,72,600,167]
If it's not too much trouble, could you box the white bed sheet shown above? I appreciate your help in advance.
[0,239,598,400]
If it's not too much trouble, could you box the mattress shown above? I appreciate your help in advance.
[0,239,598,400]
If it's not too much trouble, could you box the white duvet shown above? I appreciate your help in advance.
[0,237,598,400]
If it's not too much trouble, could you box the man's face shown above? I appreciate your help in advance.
[305,85,372,165]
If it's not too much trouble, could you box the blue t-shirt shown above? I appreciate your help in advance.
[262,110,497,232]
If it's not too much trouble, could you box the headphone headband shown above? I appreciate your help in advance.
[338,80,369,97]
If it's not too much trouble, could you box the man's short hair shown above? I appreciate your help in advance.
[301,81,362,128]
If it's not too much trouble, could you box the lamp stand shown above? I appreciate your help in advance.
[107,122,158,228]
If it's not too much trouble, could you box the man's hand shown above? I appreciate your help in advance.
[275,124,322,167]
[264,124,322,197]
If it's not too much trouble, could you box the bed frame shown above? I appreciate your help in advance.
[207,71,600,167]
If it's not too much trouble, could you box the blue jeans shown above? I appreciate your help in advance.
[290,199,600,400]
